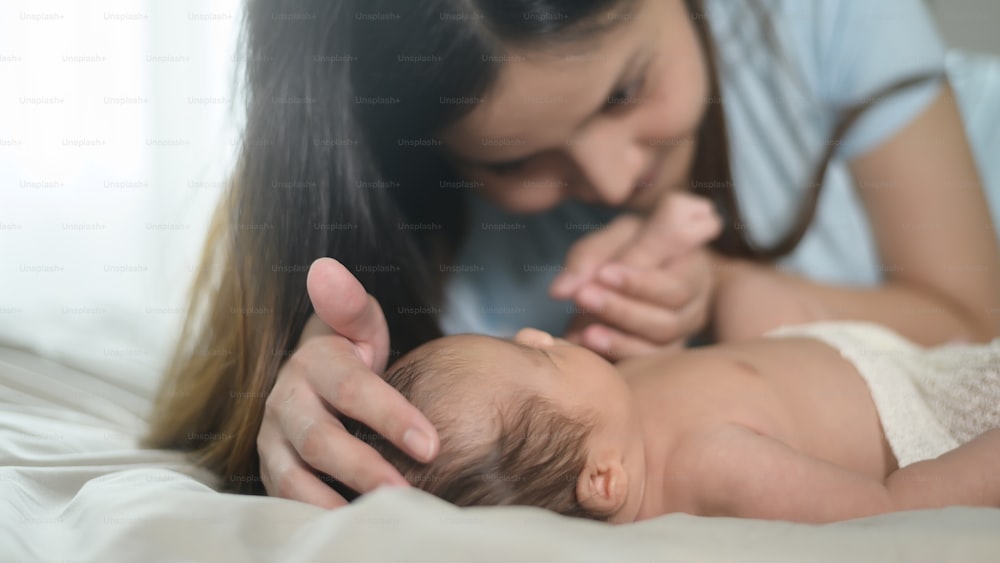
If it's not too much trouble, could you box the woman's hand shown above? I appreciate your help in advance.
[257,258,439,508]
[550,193,722,359]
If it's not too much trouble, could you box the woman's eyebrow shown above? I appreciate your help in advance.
[452,45,656,169]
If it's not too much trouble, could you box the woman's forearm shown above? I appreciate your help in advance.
[711,256,999,346]
[776,269,996,345]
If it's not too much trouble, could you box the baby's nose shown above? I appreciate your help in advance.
[513,327,556,348]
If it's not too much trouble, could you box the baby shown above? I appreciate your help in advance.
[345,321,1000,524]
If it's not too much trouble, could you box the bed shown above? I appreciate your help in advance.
[2,343,999,562]
[2,52,1000,562]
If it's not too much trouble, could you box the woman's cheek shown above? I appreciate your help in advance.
[639,65,708,146]
[477,174,567,214]
[639,8,710,146]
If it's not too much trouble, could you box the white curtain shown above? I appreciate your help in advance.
[0,0,243,377]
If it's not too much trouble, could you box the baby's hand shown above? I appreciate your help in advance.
[550,192,722,359]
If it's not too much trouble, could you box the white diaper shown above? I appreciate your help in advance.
[766,321,1000,468]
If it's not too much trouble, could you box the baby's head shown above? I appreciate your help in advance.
[345,328,646,523]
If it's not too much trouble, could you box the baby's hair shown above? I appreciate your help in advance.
[340,344,614,521]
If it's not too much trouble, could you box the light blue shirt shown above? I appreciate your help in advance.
[441,0,995,337]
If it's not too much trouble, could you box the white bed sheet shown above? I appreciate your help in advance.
[2,344,999,563]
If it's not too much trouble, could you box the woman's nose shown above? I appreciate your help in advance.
[566,120,647,206]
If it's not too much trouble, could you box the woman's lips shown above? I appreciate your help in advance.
[637,156,664,189]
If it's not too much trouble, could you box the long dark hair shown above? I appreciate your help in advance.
[146,0,655,494]
[145,0,937,494]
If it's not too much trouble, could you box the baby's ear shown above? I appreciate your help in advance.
[575,459,628,516]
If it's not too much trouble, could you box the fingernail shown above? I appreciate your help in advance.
[598,265,625,288]
[403,428,434,461]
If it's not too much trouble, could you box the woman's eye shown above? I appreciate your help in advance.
[486,158,528,175]
[604,76,646,111]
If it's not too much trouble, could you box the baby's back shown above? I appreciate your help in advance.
[619,336,897,483]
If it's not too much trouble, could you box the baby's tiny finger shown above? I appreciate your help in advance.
[672,291,713,342]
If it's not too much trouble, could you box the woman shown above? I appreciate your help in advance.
[145,0,1000,509]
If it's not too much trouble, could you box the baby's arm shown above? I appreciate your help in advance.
[683,424,1000,523]
[883,428,1000,510]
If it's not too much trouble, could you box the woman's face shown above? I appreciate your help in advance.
[441,0,709,214]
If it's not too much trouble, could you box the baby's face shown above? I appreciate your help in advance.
[410,328,647,522]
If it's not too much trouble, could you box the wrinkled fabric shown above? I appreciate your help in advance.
[769,322,1000,468]
[3,344,1000,562]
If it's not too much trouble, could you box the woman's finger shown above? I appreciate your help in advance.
[595,264,694,310]
[286,414,410,495]
[667,284,713,342]
[306,257,390,373]
[575,283,684,345]
[574,249,714,347]
[578,323,662,360]
[257,422,351,508]
[615,192,722,269]
[267,370,415,495]
[297,339,440,464]
[550,215,643,299]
